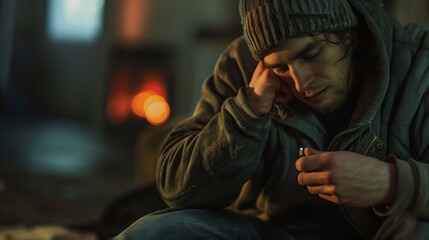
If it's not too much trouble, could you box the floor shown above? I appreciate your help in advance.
[0,116,166,238]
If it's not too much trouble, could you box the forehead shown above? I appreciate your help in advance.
[263,34,323,65]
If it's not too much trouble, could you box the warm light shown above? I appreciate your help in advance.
[131,93,170,126]
[143,95,165,113]
[106,67,130,125]
[140,71,168,99]
[106,97,129,125]
[110,68,169,125]
[120,0,152,45]
[146,100,170,126]
[131,92,153,117]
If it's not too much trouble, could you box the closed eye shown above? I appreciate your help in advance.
[302,48,322,61]
[272,64,289,74]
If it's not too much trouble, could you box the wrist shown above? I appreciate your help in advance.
[244,87,271,116]
[383,162,398,205]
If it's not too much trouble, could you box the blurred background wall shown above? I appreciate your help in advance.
[0,0,427,238]
[0,0,241,237]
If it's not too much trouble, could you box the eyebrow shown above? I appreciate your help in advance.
[264,40,322,69]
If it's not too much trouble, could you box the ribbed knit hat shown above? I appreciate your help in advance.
[240,0,358,59]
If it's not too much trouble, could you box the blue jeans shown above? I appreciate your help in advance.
[114,208,429,240]
[113,208,294,240]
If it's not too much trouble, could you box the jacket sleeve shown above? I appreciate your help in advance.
[373,63,429,219]
[156,37,275,208]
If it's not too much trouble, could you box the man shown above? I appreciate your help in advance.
[116,0,429,239]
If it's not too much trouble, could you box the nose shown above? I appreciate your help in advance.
[289,64,314,93]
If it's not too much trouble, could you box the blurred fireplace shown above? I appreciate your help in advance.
[104,46,175,139]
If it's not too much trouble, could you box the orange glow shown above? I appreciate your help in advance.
[109,68,170,126]
[106,67,130,125]
[119,0,152,45]
[131,93,170,126]
[131,91,153,117]
[132,70,170,125]
[140,71,168,99]
[106,98,129,125]
[143,95,165,112]
[145,99,170,126]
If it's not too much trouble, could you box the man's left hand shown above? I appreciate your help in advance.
[295,148,397,207]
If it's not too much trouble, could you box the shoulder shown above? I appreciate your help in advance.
[386,24,429,119]
[219,36,256,65]
[394,23,429,51]
[227,36,249,51]
[390,23,429,80]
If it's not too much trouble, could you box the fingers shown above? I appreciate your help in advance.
[295,149,352,206]
[298,172,338,203]
[246,62,280,116]
[307,185,336,195]
[249,61,294,108]
[295,154,326,172]
[318,194,340,204]
[305,147,324,156]
[297,171,331,186]
[250,61,268,81]
[249,62,279,91]
[295,147,329,172]
[296,148,334,201]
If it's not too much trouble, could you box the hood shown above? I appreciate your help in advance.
[347,0,394,126]
[281,0,396,130]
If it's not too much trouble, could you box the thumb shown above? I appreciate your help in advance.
[305,147,325,156]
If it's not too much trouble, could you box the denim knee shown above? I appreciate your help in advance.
[114,208,293,240]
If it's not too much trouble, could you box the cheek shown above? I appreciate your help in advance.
[312,57,351,89]
[311,59,335,76]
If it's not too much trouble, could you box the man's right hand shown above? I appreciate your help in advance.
[245,61,294,116]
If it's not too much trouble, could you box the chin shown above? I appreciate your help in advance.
[311,98,345,115]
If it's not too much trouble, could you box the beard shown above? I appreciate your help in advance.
[310,64,355,115]
[313,88,348,114]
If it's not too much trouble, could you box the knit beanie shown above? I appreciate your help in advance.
[239,0,358,59]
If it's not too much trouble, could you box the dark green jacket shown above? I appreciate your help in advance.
[157,0,429,238]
